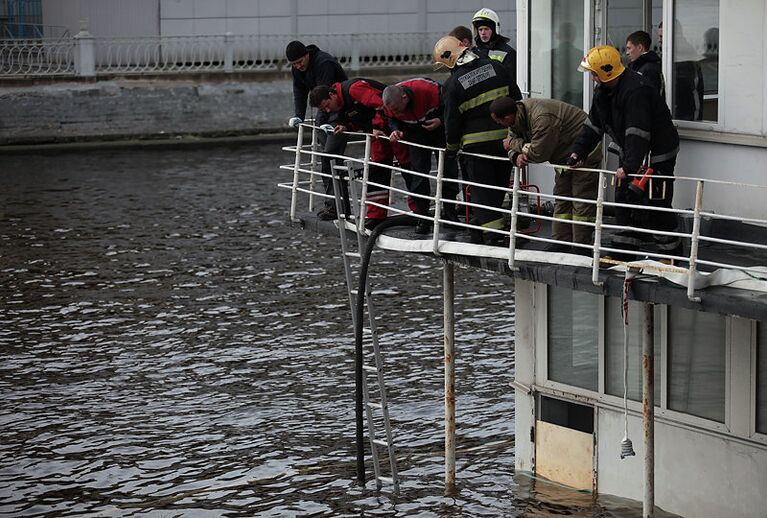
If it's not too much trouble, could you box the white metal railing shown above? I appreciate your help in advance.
[0,32,442,77]
[280,123,767,302]
[0,37,74,75]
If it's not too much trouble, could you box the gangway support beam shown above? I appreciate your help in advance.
[443,259,456,494]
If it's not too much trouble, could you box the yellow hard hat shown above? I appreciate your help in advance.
[433,36,465,69]
[578,45,625,83]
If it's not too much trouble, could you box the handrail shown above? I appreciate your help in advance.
[282,123,767,301]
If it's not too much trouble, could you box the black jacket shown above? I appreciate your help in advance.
[572,69,679,175]
[291,45,347,119]
[629,51,664,98]
[473,35,520,95]
[443,56,520,155]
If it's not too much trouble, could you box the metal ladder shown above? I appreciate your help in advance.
[331,161,399,492]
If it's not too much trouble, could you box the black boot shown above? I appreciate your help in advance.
[413,198,432,235]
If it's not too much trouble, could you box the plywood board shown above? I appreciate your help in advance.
[535,420,593,491]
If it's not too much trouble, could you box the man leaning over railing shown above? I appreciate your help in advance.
[286,40,348,221]
[490,95,601,255]
[309,78,411,230]
[382,79,460,235]
[570,45,682,260]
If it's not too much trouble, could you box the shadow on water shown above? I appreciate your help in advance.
[1,143,660,516]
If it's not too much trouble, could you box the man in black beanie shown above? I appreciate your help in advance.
[286,40,349,220]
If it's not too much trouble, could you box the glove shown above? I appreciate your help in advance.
[566,153,581,167]
[288,117,302,129]
[319,124,334,134]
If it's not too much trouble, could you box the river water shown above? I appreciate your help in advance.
[1,144,650,516]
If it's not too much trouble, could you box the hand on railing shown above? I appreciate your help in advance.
[319,123,335,135]
[288,117,302,129]
[567,153,584,168]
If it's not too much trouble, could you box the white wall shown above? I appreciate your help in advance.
[148,0,518,40]
[42,0,160,37]
[514,279,536,474]
[598,409,767,518]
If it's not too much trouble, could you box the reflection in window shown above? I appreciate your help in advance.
[672,0,719,121]
[668,307,725,422]
[605,298,661,402]
[530,0,584,106]
[548,287,599,391]
[758,323,767,434]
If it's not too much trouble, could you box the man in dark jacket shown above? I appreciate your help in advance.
[309,78,411,228]
[382,78,460,234]
[286,41,348,220]
[570,45,682,259]
[471,7,521,98]
[434,35,522,245]
[625,30,664,98]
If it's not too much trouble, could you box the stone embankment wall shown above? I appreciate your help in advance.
[0,70,440,146]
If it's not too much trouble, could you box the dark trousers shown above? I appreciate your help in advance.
[316,111,349,208]
[408,146,460,206]
[613,159,681,254]
[463,153,511,226]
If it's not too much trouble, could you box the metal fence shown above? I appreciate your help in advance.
[0,31,442,77]
[280,123,767,303]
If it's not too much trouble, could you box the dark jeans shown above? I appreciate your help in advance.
[316,111,349,209]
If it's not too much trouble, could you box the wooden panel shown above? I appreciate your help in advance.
[535,420,593,491]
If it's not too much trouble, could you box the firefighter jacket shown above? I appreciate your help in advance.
[628,50,664,98]
[443,57,520,154]
[506,98,589,165]
[572,68,679,175]
[331,78,388,132]
[383,78,443,138]
[473,35,522,100]
[291,45,347,120]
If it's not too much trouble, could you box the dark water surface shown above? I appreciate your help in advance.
[2,144,644,516]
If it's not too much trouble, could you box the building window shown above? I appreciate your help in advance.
[529,0,584,106]
[668,307,726,422]
[758,323,767,435]
[605,298,661,403]
[547,287,599,391]
[671,0,719,121]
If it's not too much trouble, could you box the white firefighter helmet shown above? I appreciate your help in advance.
[472,8,502,37]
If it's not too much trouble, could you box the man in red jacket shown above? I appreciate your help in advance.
[382,78,460,234]
[309,78,411,229]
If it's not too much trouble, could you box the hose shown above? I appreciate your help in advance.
[354,215,414,485]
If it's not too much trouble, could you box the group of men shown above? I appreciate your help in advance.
[287,10,681,257]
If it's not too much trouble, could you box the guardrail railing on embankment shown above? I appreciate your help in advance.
[0,31,442,78]
[279,123,767,303]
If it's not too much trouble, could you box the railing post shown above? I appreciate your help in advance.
[73,20,95,77]
[308,126,319,211]
[687,180,704,302]
[508,166,521,270]
[592,171,606,285]
[432,149,445,255]
[290,124,305,222]
[224,32,234,72]
[357,134,372,233]
[351,33,361,72]
[443,259,456,495]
